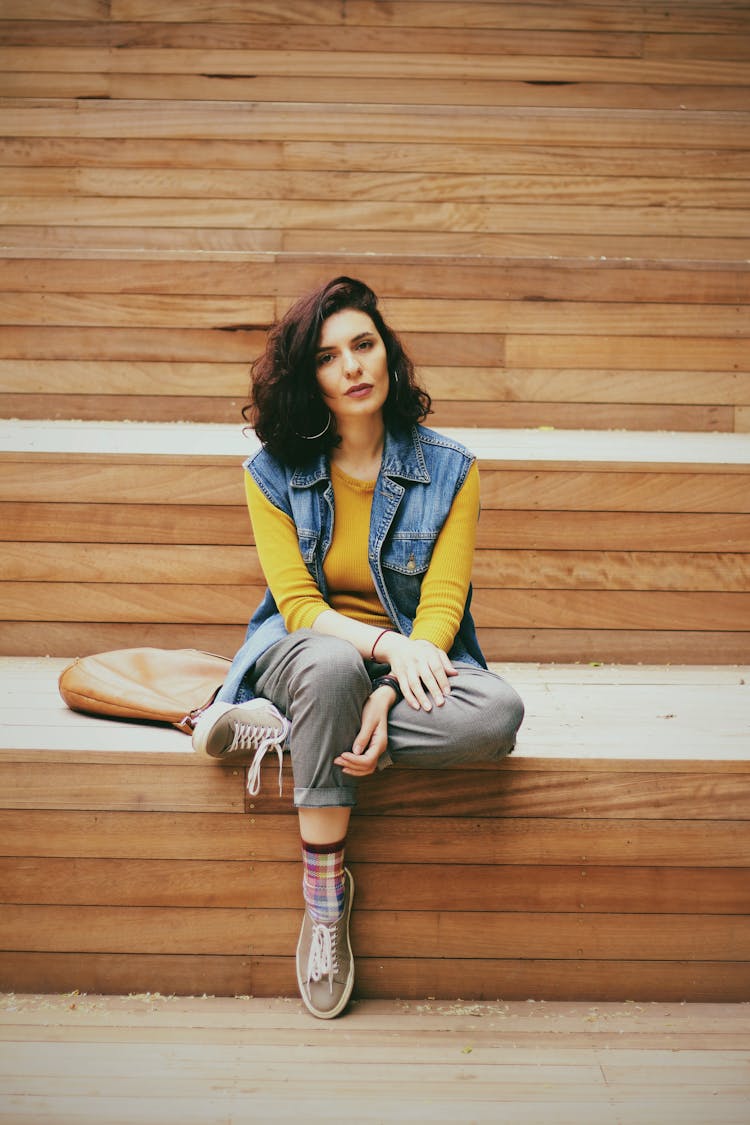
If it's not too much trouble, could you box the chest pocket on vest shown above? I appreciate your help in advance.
[381,534,435,576]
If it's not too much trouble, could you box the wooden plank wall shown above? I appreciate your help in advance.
[2,747,748,1003]
[2,445,749,663]
[0,1,749,431]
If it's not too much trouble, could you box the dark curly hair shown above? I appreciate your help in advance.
[244,276,432,466]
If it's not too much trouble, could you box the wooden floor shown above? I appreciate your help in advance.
[0,994,748,1124]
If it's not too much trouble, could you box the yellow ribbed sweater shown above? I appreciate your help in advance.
[245,459,479,653]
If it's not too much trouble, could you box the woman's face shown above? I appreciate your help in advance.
[314,307,390,427]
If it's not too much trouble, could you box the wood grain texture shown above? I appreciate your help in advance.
[2,261,750,301]
[0,0,748,1005]
[4,461,749,510]
[0,394,739,432]
[1,424,747,662]
[3,46,750,85]
[3,137,750,179]
[3,857,748,913]
[5,71,750,111]
[105,2,750,35]
[2,809,746,866]
[19,623,715,663]
[0,646,747,1002]
[3,903,748,960]
[0,998,746,1125]
[1,952,748,1004]
[4,541,748,592]
[3,503,747,549]
[2,102,747,149]
[3,758,749,818]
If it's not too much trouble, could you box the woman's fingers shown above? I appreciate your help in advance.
[336,745,381,776]
[376,635,458,712]
[338,697,389,773]
[402,650,456,710]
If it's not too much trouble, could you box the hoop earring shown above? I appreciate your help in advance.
[391,369,400,385]
[295,409,332,440]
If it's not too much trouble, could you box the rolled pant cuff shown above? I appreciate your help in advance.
[293,785,357,808]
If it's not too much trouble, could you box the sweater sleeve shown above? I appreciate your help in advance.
[245,471,331,633]
[410,459,480,652]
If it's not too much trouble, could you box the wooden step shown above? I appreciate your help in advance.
[1,420,748,663]
[1,656,747,1002]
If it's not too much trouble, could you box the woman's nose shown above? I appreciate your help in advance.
[342,350,361,377]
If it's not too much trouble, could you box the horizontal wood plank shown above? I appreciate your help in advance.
[2,225,747,265]
[2,101,747,149]
[4,71,750,111]
[4,542,748,592]
[2,199,748,238]
[3,857,748,914]
[2,46,750,85]
[4,503,745,550]
[3,903,747,960]
[0,394,738,432]
[2,261,750,303]
[4,758,750,818]
[0,21,649,59]
[2,582,747,632]
[3,137,750,178]
[3,461,748,511]
[1,951,746,1002]
[2,622,747,663]
[105,3,750,36]
[1,810,745,865]
[0,325,501,365]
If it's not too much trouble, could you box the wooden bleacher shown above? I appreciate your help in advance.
[1,655,748,1002]
[1,420,749,664]
[0,1,748,1003]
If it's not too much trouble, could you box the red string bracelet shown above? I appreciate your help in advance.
[370,628,391,662]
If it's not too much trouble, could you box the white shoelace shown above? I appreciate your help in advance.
[229,717,290,796]
[306,921,338,993]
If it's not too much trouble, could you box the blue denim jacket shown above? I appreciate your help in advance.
[218,424,487,703]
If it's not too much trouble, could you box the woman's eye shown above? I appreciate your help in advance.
[357,339,372,351]
[317,353,333,366]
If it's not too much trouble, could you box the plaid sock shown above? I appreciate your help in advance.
[301,838,346,924]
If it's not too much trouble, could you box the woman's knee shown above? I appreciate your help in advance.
[387,670,524,767]
[449,672,524,761]
[288,632,371,705]
[489,678,525,747]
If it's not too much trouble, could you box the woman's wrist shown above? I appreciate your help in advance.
[371,674,403,704]
[369,628,393,662]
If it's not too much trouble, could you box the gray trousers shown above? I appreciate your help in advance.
[250,629,525,808]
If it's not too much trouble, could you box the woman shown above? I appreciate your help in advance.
[193,276,524,1019]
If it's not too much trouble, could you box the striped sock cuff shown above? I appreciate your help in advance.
[301,839,346,924]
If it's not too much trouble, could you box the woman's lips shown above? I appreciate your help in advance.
[346,383,372,397]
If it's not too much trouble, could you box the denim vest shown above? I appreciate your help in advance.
[217,424,487,704]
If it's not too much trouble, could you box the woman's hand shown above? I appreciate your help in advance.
[377,633,457,711]
[334,687,394,777]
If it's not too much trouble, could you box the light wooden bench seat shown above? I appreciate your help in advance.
[1,656,748,1003]
[1,420,748,664]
